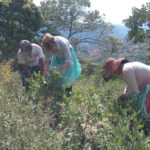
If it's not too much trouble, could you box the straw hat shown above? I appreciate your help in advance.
[104,57,125,78]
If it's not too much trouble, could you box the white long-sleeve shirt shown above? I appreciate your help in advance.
[122,62,150,95]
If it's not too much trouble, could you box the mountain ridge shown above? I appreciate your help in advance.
[112,24,129,40]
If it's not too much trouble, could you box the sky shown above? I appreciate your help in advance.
[33,0,150,25]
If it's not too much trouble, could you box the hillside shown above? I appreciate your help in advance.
[79,41,150,64]
[0,61,150,149]
[78,24,150,63]
[112,24,129,40]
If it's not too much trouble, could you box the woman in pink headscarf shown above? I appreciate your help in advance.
[104,57,150,119]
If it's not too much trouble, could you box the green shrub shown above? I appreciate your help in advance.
[81,60,99,76]
[0,61,150,149]
[27,70,64,104]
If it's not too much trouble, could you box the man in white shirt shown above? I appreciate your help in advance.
[18,40,44,91]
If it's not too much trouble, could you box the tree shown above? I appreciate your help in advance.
[123,2,150,44]
[104,36,123,55]
[0,0,44,60]
[40,0,115,52]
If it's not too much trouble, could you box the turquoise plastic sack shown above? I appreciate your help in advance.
[50,47,82,87]
[132,84,150,119]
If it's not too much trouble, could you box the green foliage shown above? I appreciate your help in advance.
[40,0,113,51]
[145,54,150,65]
[123,2,150,45]
[104,36,123,54]
[27,71,64,103]
[0,61,150,149]
[81,59,99,75]
[0,0,44,60]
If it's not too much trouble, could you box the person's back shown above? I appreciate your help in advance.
[122,62,150,91]
[104,58,150,119]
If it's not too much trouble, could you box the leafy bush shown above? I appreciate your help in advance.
[27,71,64,104]
[0,60,150,149]
[81,59,99,76]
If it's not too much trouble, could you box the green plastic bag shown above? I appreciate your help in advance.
[50,47,82,87]
[132,84,150,119]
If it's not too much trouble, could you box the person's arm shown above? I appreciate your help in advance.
[118,68,139,102]
[39,58,44,75]
[43,50,51,76]
[43,60,50,76]
[57,62,70,73]
[20,64,31,77]
[36,46,45,75]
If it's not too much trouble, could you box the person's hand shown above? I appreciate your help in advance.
[117,93,129,104]
[56,68,62,73]
[44,71,50,76]
[47,73,51,77]
[118,95,124,101]
[117,94,126,103]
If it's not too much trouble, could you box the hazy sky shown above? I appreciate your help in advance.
[33,0,150,24]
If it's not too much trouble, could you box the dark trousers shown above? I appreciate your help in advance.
[65,86,72,97]
[19,65,40,91]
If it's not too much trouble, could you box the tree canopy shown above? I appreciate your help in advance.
[0,0,122,60]
[123,2,150,44]
[0,0,43,60]
[40,0,115,51]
